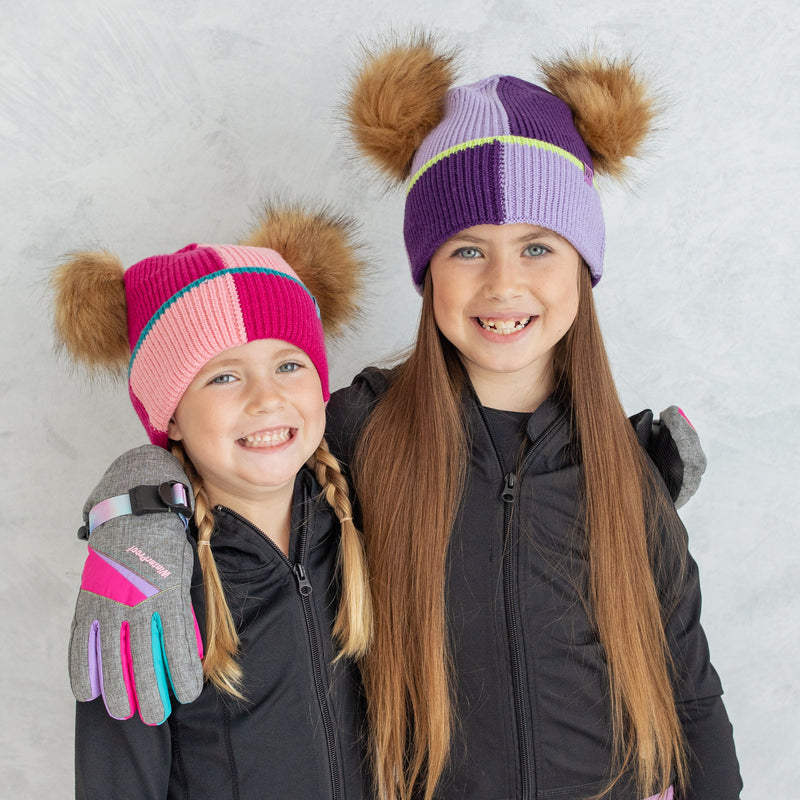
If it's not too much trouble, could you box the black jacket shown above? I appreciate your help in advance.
[75,468,369,800]
[326,367,742,800]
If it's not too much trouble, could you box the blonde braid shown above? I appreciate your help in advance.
[170,443,244,699]
[310,439,373,658]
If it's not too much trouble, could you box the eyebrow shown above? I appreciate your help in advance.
[198,345,305,373]
[446,228,563,245]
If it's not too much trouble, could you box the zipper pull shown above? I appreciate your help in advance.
[293,563,313,596]
[502,472,517,503]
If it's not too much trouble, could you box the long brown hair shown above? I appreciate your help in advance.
[353,266,686,799]
[353,278,467,799]
[172,438,372,699]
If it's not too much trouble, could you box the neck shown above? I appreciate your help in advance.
[208,483,294,556]
[465,362,554,413]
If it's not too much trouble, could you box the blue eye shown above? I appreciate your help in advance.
[524,243,550,257]
[277,361,303,373]
[453,246,483,259]
[210,373,236,385]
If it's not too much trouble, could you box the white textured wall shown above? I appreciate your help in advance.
[1,1,797,796]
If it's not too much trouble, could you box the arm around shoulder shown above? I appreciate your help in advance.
[326,366,393,468]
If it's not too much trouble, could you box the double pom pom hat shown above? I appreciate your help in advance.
[344,33,659,290]
[51,204,366,447]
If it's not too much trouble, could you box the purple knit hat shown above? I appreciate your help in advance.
[125,244,326,447]
[404,75,603,292]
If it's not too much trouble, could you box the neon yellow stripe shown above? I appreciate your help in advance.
[406,135,585,194]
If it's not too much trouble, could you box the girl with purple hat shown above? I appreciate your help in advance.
[329,34,742,800]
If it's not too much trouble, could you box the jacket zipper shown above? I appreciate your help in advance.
[500,470,532,798]
[292,505,342,800]
[478,406,565,799]
[215,499,342,800]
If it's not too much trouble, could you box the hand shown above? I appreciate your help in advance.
[69,445,204,725]
[630,406,708,509]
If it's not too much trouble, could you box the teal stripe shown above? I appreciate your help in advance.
[128,267,310,376]
[150,613,172,724]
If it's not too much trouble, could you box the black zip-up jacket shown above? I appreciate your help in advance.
[75,468,369,800]
[326,367,742,800]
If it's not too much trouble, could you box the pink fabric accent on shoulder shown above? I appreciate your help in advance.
[207,243,300,280]
[130,272,247,434]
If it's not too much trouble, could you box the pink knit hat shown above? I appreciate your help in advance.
[51,204,365,447]
[125,244,327,447]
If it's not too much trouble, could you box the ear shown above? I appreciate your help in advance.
[167,417,184,442]
[50,250,129,373]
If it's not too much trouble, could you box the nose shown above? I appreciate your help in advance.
[245,376,284,415]
[483,251,523,302]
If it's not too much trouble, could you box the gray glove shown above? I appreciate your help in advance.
[69,445,203,725]
[631,405,708,509]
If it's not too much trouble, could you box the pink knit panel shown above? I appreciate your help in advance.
[125,245,224,352]
[208,244,301,280]
[130,273,247,435]
[208,244,329,399]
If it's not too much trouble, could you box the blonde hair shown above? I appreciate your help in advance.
[171,437,372,698]
[353,267,687,799]
[308,438,373,658]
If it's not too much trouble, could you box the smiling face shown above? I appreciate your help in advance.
[167,339,325,520]
[429,223,581,411]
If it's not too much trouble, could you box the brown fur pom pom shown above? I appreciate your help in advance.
[540,52,658,179]
[241,202,367,336]
[50,251,130,372]
[345,32,459,182]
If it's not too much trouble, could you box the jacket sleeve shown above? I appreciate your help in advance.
[656,500,743,799]
[75,697,172,799]
[326,367,391,474]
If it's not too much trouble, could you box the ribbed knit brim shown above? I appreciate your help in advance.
[404,75,604,291]
[125,244,326,447]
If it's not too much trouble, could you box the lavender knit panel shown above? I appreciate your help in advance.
[500,141,605,282]
[410,76,510,176]
[405,142,505,290]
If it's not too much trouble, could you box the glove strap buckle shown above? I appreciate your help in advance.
[78,482,191,540]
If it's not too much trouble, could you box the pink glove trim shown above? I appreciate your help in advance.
[192,608,204,660]
[82,546,157,605]
[120,620,137,718]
